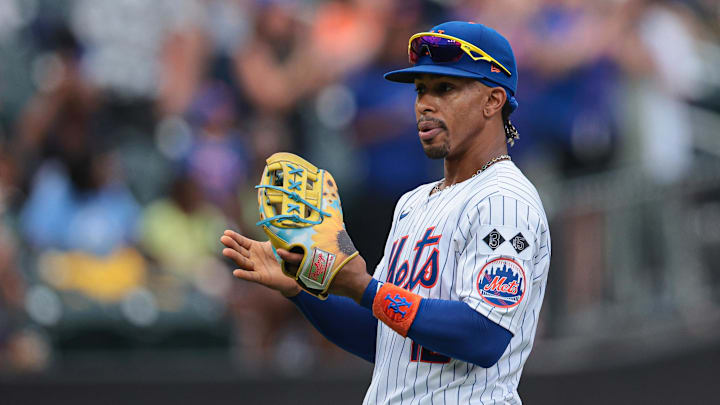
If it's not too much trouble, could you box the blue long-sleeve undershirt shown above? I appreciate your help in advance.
[407,296,513,368]
[289,291,378,362]
[289,279,512,367]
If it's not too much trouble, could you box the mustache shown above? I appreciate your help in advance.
[417,117,447,130]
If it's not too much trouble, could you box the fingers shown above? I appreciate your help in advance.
[277,248,303,264]
[232,269,262,283]
[220,235,250,258]
[222,248,255,270]
[223,229,253,250]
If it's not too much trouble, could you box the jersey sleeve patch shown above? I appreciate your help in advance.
[477,225,534,260]
[476,258,526,309]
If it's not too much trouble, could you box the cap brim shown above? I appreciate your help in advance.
[384,64,490,83]
[384,64,519,112]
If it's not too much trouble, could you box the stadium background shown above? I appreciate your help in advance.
[0,0,719,403]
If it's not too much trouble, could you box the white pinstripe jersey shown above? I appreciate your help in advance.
[363,161,551,405]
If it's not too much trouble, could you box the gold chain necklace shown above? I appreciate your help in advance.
[431,154,511,195]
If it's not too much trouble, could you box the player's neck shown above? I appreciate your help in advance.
[442,129,507,187]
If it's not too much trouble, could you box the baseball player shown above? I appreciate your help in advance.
[221,21,550,404]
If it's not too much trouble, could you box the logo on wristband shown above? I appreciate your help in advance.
[384,294,413,320]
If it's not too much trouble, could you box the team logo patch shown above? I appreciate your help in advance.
[510,233,529,254]
[476,258,526,308]
[482,229,505,250]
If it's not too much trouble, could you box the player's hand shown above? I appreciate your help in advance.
[275,249,370,303]
[273,244,370,304]
[276,248,370,303]
[220,230,301,297]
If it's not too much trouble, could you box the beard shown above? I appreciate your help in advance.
[418,117,449,159]
[422,141,449,159]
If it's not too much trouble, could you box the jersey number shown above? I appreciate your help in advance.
[410,341,451,364]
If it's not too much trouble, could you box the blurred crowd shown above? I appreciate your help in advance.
[0,0,718,375]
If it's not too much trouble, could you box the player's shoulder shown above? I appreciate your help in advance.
[469,161,545,216]
[458,162,548,235]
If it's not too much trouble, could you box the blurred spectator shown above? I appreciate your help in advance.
[184,80,252,223]
[309,0,390,79]
[231,0,310,171]
[20,151,140,255]
[618,0,704,183]
[0,141,49,373]
[233,1,318,116]
[232,0,390,159]
[464,0,623,175]
[19,146,143,322]
[140,169,233,335]
[233,0,389,114]
[14,24,99,189]
[70,0,207,114]
[140,171,228,281]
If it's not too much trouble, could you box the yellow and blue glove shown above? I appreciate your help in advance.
[256,152,358,299]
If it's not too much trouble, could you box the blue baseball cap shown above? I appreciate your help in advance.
[384,21,519,112]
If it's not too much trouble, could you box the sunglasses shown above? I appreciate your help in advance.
[408,32,512,77]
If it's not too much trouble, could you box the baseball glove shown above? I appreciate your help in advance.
[256,152,358,299]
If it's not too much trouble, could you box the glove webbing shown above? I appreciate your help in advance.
[255,185,332,227]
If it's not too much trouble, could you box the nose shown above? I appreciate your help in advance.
[415,93,437,116]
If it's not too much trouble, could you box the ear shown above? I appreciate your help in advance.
[483,87,507,119]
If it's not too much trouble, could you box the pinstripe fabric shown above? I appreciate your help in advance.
[363,162,550,405]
